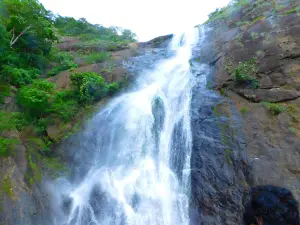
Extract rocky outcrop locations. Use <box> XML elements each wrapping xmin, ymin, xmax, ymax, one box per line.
<box><xmin>190</xmin><ymin>0</ymin><xmax>300</xmax><ymax>223</ymax></box>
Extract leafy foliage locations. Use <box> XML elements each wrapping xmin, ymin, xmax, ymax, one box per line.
<box><xmin>48</xmin><ymin>51</ymin><xmax>78</xmax><ymax>76</ymax></box>
<box><xmin>71</xmin><ymin>72</ymin><xmax>107</xmax><ymax>104</ymax></box>
<box><xmin>0</xmin><ymin>111</ymin><xmax>28</xmax><ymax>132</ymax></box>
<box><xmin>0</xmin><ymin>0</ymin><xmax>57</xmax><ymax>68</ymax></box>
<box><xmin>2</xmin><ymin>66</ymin><xmax>40</xmax><ymax>87</ymax></box>
<box><xmin>51</xmin><ymin>91</ymin><xmax>79</xmax><ymax>121</ymax></box>
<box><xmin>105</xmin><ymin>82</ymin><xmax>120</xmax><ymax>95</ymax></box>
<box><xmin>261</xmin><ymin>102</ymin><xmax>286</xmax><ymax>115</ymax></box>
<box><xmin>17</xmin><ymin>80</ymin><xmax>55</xmax><ymax>118</ymax></box>
<box><xmin>0</xmin><ymin>137</ymin><xmax>19</xmax><ymax>157</ymax></box>
<box><xmin>54</xmin><ymin>16</ymin><xmax>136</xmax><ymax>42</ymax></box>
<box><xmin>232</xmin><ymin>58</ymin><xmax>259</xmax><ymax>89</ymax></box>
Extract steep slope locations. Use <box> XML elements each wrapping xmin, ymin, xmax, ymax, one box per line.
<box><xmin>190</xmin><ymin>0</ymin><xmax>300</xmax><ymax>223</ymax></box>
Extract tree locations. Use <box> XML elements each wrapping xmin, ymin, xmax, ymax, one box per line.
<box><xmin>0</xmin><ymin>0</ymin><xmax>57</xmax><ymax>53</ymax></box>
<box><xmin>121</xmin><ymin>29</ymin><xmax>137</xmax><ymax>41</ymax></box>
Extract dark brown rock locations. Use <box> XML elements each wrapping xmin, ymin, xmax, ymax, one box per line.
<box><xmin>235</xmin><ymin>88</ymin><xmax>300</xmax><ymax>102</ymax></box>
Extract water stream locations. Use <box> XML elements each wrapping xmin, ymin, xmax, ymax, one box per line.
<box><xmin>51</xmin><ymin>27</ymin><xmax>203</xmax><ymax>225</ymax></box>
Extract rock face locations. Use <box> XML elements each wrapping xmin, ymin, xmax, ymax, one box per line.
<box><xmin>190</xmin><ymin>0</ymin><xmax>300</xmax><ymax>224</ymax></box>
<box><xmin>190</xmin><ymin>63</ymin><xmax>249</xmax><ymax>225</ymax></box>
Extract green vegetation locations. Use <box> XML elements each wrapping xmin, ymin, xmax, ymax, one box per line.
<box><xmin>71</xmin><ymin>72</ymin><xmax>119</xmax><ymax>104</ymax></box>
<box><xmin>48</xmin><ymin>51</ymin><xmax>78</xmax><ymax>76</ymax></box>
<box><xmin>17</xmin><ymin>80</ymin><xmax>55</xmax><ymax>118</ymax></box>
<box><xmin>0</xmin><ymin>84</ymin><xmax>11</xmax><ymax>104</ymax></box>
<box><xmin>287</xmin><ymin>105</ymin><xmax>299</xmax><ymax>123</ymax></box>
<box><xmin>261</xmin><ymin>102</ymin><xmax>286</xmax><ymax>115</ymax></box>
<box><xmin>0</xmin><ymin>137</ymin><xmax>19</xmax><ymax>157</ymax></box>
<box><xmin>250</xmin><ymin>32</ymin><xmax>259</xmax><ymax>40</ymax></box>
<box><xmin>84</xmin><ymin>52</ymin><xmax>110</xmax><ymax>64</ymax></box>
<box><xmin>289</xmin><ymin>127</ymin><xmax>296</xmax><ymax>134</ymax></box>
<box><xmin>240</xmin><ymin>106</ymin><xmax>248</xmax><ymax>116</ymax></box>
<box><xmin>231</xmin><ymin>58</ymin><xmax>259</xmax><ymax>89</ymax></box>
<box><xmin>1</xmin><ymin>177</ymin><xmax>14</xmax><ymax>198</ymax></box>
<box><xmin>54</xmin><ymin>17</ymin><xmax>136</xmax><ymax>42</ymax></box>
<box><xmin>206</xmin><ymin>0</ymin><xmax>250</xmax><ymax>23</ymax></box>
<box><xmin>225</xmin><ymin>149</ymin><xmax>233</xmax><ymax>164</ymax></box>
<box><xmin>0</xmin><ymin>0</ymin><xmax>134</xmax><ymax>189</ymax></box>
<box><xmin>283</xmin><ymin>6</ymin><xmax>300</xmax><ymax>15</ymax></box>
<box><xmin>251</xmin><ymin>16</ymin><xmax>264</xmax><ymax>24</ymax></box>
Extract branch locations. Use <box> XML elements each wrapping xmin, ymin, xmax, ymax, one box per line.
<box><xmin>10</xmin><ymin>28</ymin><xmax>15</xmax><ymax>45</ymax></box>
<box><xmin>10</xmin><ymin>25</ymin><xmax>32</xmax><ymax>47</ymax></box>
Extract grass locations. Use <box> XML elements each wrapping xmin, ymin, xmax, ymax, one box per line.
<box><xmin>84</xmin><ymin>52</ymin><xmax>110</xmax><ymax>64</ymax></box>
<box><xmin>287</xmin><ymin>105</ymin><xmax>299</xmax><ymax>123</ymax></box>
<box><xmin>240</xmin><ymin>106</ymin><xmax>248</xmax><ymax>116</ymax></box>
<box><xmin>261</xmin><ymin>102</ymin><xmax>286</xmax><ymax>115</ymax></box>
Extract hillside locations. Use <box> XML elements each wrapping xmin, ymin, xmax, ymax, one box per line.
<box><xmin>0</xmin><ymin>0</ymin><xmax>140</xmax><ymax>220</ymax></box>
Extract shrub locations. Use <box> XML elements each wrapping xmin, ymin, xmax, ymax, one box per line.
<box><xmin>71</xmin><ymin>72</ymin><xmax>106</xmax><ymax>104</ymax></box>
<box><xmin>17</xmin><ymin>80</ymin><xmax>55</xmax><ymax>118</ymax></box>
<box><xmin>105</xmin><ymin>82</ymin><xmax>120</xmax><ymax>95</ymax></box>
<box><xmin>261</xmin><ymin>102</ymin><xmax>286</xmax><ymax>115</ymax></box>
<box><xmin>0</xmin><ymin>112</ymin><xmax>28</xmax><ymax>132</ymax></box>
<box><xmin>232</xmin><ymin>58</ymin><xmax>259</xmax><ymax>89</ymax></box>
<box><xmin>240</xmin><ymin>106</ymin><xmax>248</xmax><ymax>116</ymax></box>
<box><xmin>84</xmin><ymin>52</ymin><xmax>110</xmax><ymax>64</ymax></box>
<box><xmin>0</xmin><ymin>137</ymin><xmax>19</xmax><ymax>157</ymax></box>
<box><xmin>32</xmin><ymin>80</ymin><xmax>55</xmax><ymax>92</ymax></box>
<box><xmin>48</xmin><ymin>52</ymin><xmax>78</xmax><ymax>76</ymax></box>
<box><xmin>2</xmin><ymin>66</ymin><xmax>40</xmax><ymax>87</ymax></box>
<box><xmin>51</xmin><ymin>96</ymin><xmax>79</xmax><ymax>121</ymax></box>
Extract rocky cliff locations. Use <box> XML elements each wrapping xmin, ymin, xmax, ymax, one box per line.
<box><xmin>190</xmin><ymin>0</ymin><xmax>300</xmax><ymax>224</ymax></box>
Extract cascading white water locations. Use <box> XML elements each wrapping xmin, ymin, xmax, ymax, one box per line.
<box><xmin>52</xmin><ymin>27</ymin><xmax>204</xmax><ymax>225</ymax></box>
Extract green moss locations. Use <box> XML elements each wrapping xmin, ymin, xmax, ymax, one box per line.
<box><xmin>1</xmin><ymin>177</ymin><xmax>13</xmax><ymax>198</ymax></box>
<box><xmin>42</xmin><ymin>157</ymin><xmax>67</xmax><ymax>178</ymax></box>
<box><xmin>225</xmin><ymin>149</ymin><xmax>233</xmax><ymax>164</ymax></box>
<box><xmin>27</xmin><ymin>150</ymin><xmax>42</xmax><ymax>186</ymax></box>
<box><xmin>261</xmin><ymin>102</ymin><xmax>286</xmax><ymax>115</ymax></box>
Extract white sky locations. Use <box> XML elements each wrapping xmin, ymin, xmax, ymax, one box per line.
<box><xmin>40</xmin><ymin>0</ymin><xmax>231</xmax><ymax>41</ymax></box>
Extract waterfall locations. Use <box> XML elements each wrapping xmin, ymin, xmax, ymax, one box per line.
<box><xmin>50</xmin><ymin>27</ymin><xmax>204</xmax><ymax>225</ymax></box>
